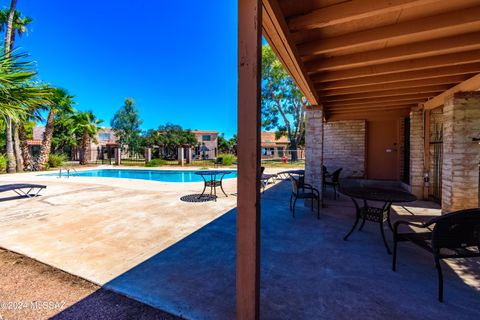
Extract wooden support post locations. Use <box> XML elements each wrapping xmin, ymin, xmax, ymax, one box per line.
<box><xmin>423</xmin><ymin>109</ymin><xmax>431</xmax><ymax>200</ymax></box>
<box><xmin>237</xmin><ymin>0</ymin><xmax>261</xmax><ymax>319</ymax></box>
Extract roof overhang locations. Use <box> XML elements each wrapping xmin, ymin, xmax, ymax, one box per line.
<box><xmin>262</xmin><ymin>0</ymin><xmax>480</xmax><ymax>121</ymax></box>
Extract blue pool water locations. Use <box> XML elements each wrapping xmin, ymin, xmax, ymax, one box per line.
<box><xmin>40</xmin><ymin>169</ymin><xmax>237</xmax><ymax>183</ymax></box>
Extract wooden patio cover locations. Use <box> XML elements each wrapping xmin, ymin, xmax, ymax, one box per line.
<box><xmin>262</xmin><ymin>0</ymin><xmax>480</xmax><ymax>120</ymax></box>
<box><xmin>237</xmin><ymin>1</ymin><xmax>480</xmax><ymax>319</ymax></box>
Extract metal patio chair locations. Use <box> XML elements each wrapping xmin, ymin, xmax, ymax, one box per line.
<box><xmin>392</xmin><ymin>208</ymin><xmax>480</xmax><ymax>302</ymax></box>
<box><xmin>289</xmin><ymin>175</ymin><xmax>320</xmax><ymax>219</ymax></box>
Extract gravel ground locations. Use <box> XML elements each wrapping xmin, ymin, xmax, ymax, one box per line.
<box><xmin>0</xmin><ymin>249</ymin><xmax>180</xmax><ymax>320</ymax></box>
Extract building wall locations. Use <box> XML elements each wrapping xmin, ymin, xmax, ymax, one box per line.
<box><xmin>305</xmin><ymin>106</ymin><xmax>324</xmax><ymax>196</ymax></box>
<box><xmin>409</xmin><ymin>109</ymin><xmax>424</xmax><ymax>198</ymax></box>
<box><xmin>442</xmin><ymin>92</ymin><xmax>480</xmax><ymax>212</ymax></box>
<box><xmin>323</xmin><ymin>120</ymin><xmax>366</xmax><ymax>178</ymax></box>
<box><xmin>193</xmin><ymin>131</ymin><xmax>218</xmax><ymax>159</ymax></box>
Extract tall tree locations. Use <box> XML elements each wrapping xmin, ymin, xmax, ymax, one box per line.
<box><xmin>35</xmin><ymin>87</ymin><xmax>75</xmax><ymax>170</ymax></box>
<box><xmin>0</xmin><ymin>51</ymin><xmax>51</xmax><ymax>171</ymax></box>
<box><xmin>2</xmin><ymin>0</ymin><xmax>18</xmax><ymax>172</ymax></box>
<box><xmin>261</xmin><ymin>45</ymin><xmax>307</xmax><ymax>161</ymax></box>
<box><xmin>71</xmin><ymin>111</ymin><xmax>102</xmax><ymax>165</ymax></box>
<box><xmin>156</xmin><ymin>123</ymin><xmax>197</xmax><ymax>159</ymax></box>
<box><xmin>0</xmin><ymin>3</ymin><xmax>34</xmax><ymax>171</ymax></box>
<box><xmin>110</xmin><ymin>98</ymin><xmax>143</xmax><ymax>156</ymax></box>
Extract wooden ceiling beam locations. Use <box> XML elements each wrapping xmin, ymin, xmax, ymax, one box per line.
<box><xmin>322</xmin><ymin>93</ymin><xmax>434</xmax><ymax>105</ymax></box>
<box><xmin>318</xmin><ymin>75</ymin><xmax>468</xmax><ymax>96</ymax></box>
<box><xmin>305</xmin><ymin>32</ymin><xmax>480</xmax><ymax>72</ymax></box>
<box><xmin>422</xmin><ymin>73</ymin><xmax>480</xmax><ymax>109</ymax></box>
<box><xmin>326</xmin><ymin>109</ymin><xmax>411</xmax><ymax>121</ymax></box>
<box><xmin>326</xmin><ymin>99</ymin><xmax>424</xmax><ymax>109</ymax></box>
<box><xmin>262</xmin><ymin>0</ymin><xmax>320</xmax><ymax>105</ymax></box>
<box><xmin>317</xmin><ymin>63</ymin><xmax>480</xmax><ymax>89</ymax></box>
<box><xmin>328</xmin><ymin>105</ymin><xmax>414</xmax><ymax>114</ymax></box>
<box><xmin>287</xmin><ymin>0</ymin><xmax>438</xmax><ymax>31</ymax></box>
<box><xmin>311</xmin><ymin>50</ymin><xmax>480</xmax><ymax>82</ymax></box>
<box><xmin>321</xmin><ymin>85</ymin><xmax>449</xmax><ymax>102</ymax></box>
<box><xmin>299</xmin><ymin>6</ymin><xmax>480</xmax><ymax>56</ymax></box>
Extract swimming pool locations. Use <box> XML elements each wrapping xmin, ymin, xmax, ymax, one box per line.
<box><xmin>40</xmin><ymin>169</ymin><xmax>237</xmax><ymax>183</ymax></box>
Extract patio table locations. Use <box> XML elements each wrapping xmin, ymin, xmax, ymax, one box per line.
<box><xmin>340</xmin><ymin>187</ymin><xmax>416</xmax><ymax>254</ymax></box>
<box><xmin>194</xmin><ymin>170</ymin><xmax>232</xmax><ymax>200</ymax></box>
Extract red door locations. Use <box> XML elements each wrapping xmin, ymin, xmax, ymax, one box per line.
<box><xmin>367</xmin><ymin>120</ymin><xmax>400</xmax><ymax>180</ymax></box>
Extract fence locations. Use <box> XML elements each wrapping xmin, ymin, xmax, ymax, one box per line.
<box><xmin>261</xmin><ymin>149</ymin><xmax>305</xmax><ymax>160</ymax></box>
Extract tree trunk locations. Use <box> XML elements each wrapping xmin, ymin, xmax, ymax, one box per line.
<box><xmin>80</xmin><ymin>129</ymin><xmax>89</xmax><ymax>165</ymax></box>
<box><xmin>4</xmin><ymin>0</ymin><xmax>17</xmax><ymax>56</ymax></box>
<box><xmin>18</xmin><ymin>122</ymin><xmax>33</xmax><ymax>170</ymax></box>
<box><xmin>13</xmin><ymin>122</ymin><xmax>23</xmax><ymax>171</ymax></box>
<box><xmin>35</xmin><ymin>109</ymin><xmax>55</xmax><ymax>170</ymax></box>
<box><xmin>3</xmin><ymin>0</ymin><xmax>18</xmax><ymax>173</ymax></box>
<box><xmin>5</xmin><ymin>117</ymin><xmax>16</xmax><ymax>173</ymax></box>
<box><xmin>290</xmin><ymin>138</ymin><xmax>298</xmax><ymax>162</ymax></box>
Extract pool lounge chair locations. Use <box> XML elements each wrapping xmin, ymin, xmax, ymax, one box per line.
<box><xmin>260</xmin><ymin>167</ymin><xmax>277</xmax><ymax>191</ymax></box>
<box><xmin>0</xmin><ymin>184</ymin><xmax>46</xmax><ymax>198</ymax></box>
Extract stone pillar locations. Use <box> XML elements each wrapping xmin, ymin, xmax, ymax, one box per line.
<box><xmin>114</xmin><ymin>148</ymin><xmax>121</xmax><ymax>165</ymax></box>
<box><xmin>185</xmin><ymin>147</ymin><xmax>193</xmax><ymax>164</ymax></box>
<box><xmin>409</xmin><ymin>108</ymin><xmax>425</xmax><ymax>199</ymax></box>
<box><xmin>442</xmin><ymin>92</ymin><xmax>480</xmax><ymax>212</ymax></box>
<box><xmin>144</xmin><ymin>148</ymin><xmax>152</xmax><ymax>163</ymax></box>
<box><xmin>178</xmin><ymin>147</ymin><xmax>184</xmax><ymax>166</ymax></box>
<box><xmin>305</xmin><ymin>105</ymin><xmax>324</xmax><ymax>206</ymax></box>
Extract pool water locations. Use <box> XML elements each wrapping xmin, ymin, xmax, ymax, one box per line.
<box><xmin>40</xmin><ymin>169</ymin><xmax>237</xmax><ymax>183</ymax></box>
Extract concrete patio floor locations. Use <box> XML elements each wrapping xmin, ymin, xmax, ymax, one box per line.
<box><xmin>0</xmin><ymin>167</ymin><xmax>238</xmax><ymax>284</ymax></box>
<box><xmin>0</xmin><ymin>168</ymin><xmax>479</xmax><ymax>319</ymax></box>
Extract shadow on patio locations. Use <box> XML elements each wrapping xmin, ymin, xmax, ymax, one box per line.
<box><xmin>53</xmin><ymin>181</ymin><xmax>480</xmax><ymax>320</ymax></box>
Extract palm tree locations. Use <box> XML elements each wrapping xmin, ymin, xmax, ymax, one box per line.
<box><xmin>0</xmin><ymin>51</ymin><xmax>52</xmax><ymax>172</ymax></box>
<box><xmin>71</xmin><ymin>111</ymin><xmax>103</xmax><ymax>165</ymax></box>
<box><xmin>0</xmin><ymin>8</ymin><xmax>32</xmax><ymax>52</ymax></box>
<box><xmin>34</xmin><ymin>87</ymin><xmax>75</xmax><ymax>170</ymax></box>
<box><xmin>0</xmin><ymin>3</ymin><xmax>34</xmax><ymax>171</ymax></box>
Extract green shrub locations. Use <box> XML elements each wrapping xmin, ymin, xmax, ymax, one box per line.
<box><xmin>0</xmin><ymin>154</ymin><xmax>7</xmax><ymax>173</ymax></box>
<box><xmin>48</xmin><ymin>154</ymin><xmax>67</xmax><ymax>168</ymax></box>
<box><xmin>219</xmin><ymin>154</ymin><xmax>237</xmax><ymax>166</ymax></box>
<box><xmin>145</xmin><ymin>159</ymin><xmax>167</xmax><ymax>167</ymax></box>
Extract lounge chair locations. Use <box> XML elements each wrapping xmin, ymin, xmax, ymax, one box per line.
<box><xmin>0</xmin><ymin>184</ymin><xmax>46</xmax><ymax>198</ymax></box>
<box><xmin>392</xmin><ymin>208</ymin><xmax>480</xmax><ymax>302</ymax></box>
<box><xmin>288</xmin><ymin>175</ymin><xmax>320</xmax><ymax>219</ymax></box>
<box><xmin>260</xmin><ymin>166</ymin><xmax>277</xmax><ymax>191</ymax></box>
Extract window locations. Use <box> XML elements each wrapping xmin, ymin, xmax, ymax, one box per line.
<box><xmin>98</xmin><ymin>132</ymin><xmax>111</xmax><ymax>141</ymax></box>
<box><xmin>202</xmin><ymin>135</ymin><xmax>211</xmax><ymax>141</ymax></box>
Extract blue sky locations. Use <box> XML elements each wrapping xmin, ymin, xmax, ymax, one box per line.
<box><xmin>11</xmin><ymin>1</ymin><xmax>238</xmax><ymax>138</ymax></box>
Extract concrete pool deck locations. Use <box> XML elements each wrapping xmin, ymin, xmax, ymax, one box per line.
<box><xmin>0</xmin><ymin>167</ymin><xmax>479</xmax><ymax>319</ymax></box>
<box><xmin>0</xmin><ymin>166</ymin><xmax>239</xmax><ymax>285</ymax></box>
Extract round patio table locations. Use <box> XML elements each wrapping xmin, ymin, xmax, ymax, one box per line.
<box><xmin>340</xmin><ymin>187</ymin><xmax>417</xmax><ymax>254</ymax></box>
<box><xmin>194</xmin><ymin>170</ymin><xmax>233</xmax><ymax>200</ymax></box>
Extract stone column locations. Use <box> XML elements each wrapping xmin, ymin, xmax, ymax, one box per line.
<box><xmin>409</xmin><ymin>108</ymin><xmax>425</xmax><ymax>199</ymax></box>
<box><xmin>144</xmin><ymin>148</ymin><xmax>152</xmax><ymax>163</ymax></box>
<box><xmin>442</xmin><ymin>92</ymin><xmax>480</xmax><ymax>212</ymax></box>
<box><xmin>305</xmin><ymin>105</ymin><xmax>324</xmax><ymax>206</ymax></box>
<box><xmin>178</xmin><ymin>147</ymin><xmax>184</xmax><ymax>166</ymax></box>
<box><xmin>114</xmin><ymin>148</ymin><xmax>121</xmax><ymax>165</ymax></box>
<box><xmin>185</xmin><ymin>147</ymin><xmax>193</xmax><ymax>164</ymax></box>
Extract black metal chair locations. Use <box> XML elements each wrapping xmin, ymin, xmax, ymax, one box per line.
<box><xmin>214</xmin><ymin>157</ymin><xmax>223</xmax><ymax>167</ymax></box>
<box><xmin>392</xmin><ymin>208</ymin><xmax>480</xmax><ymax>302</ymax></box>
<box><xmin>323</xmin><ymin>168</ymin><xmax>342</xmax><ymax>199</ymax></box>
<box><xmin>288</xmin><ymin>175</ymin><xmax>320</xmax><ymax>219</ymax></box>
